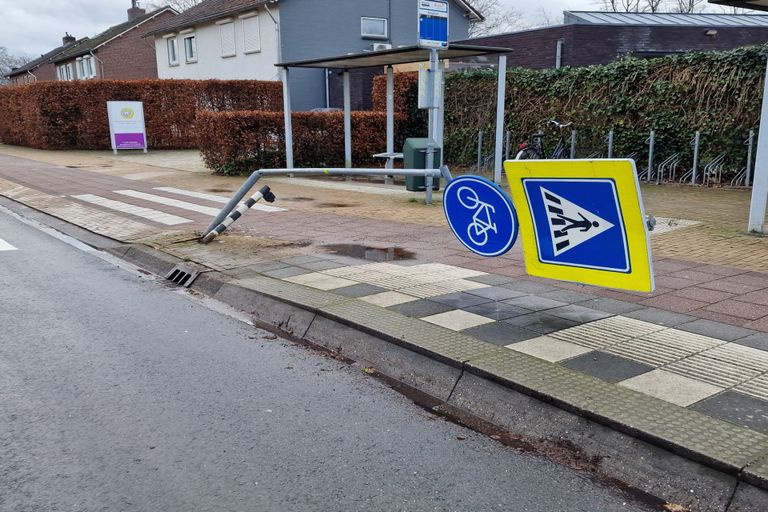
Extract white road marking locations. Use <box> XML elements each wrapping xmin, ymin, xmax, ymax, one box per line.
<box><xmin>154</xmin><ymin>187</ymin><xmax>230</xmax><ymax>203</ymax></box>
<box><xmin>0</xmin><ymin>237</ymin><xmax>17</xmax><ymax>251</ymax></box>
<box><xmin>115</xmin><ymin>190</ymin><xmax>221</xmax><ymax>216</ymax></box>
<box><xmin>72</xmin><ymin>194</ymin><xmax>191</xmax><ymax>226</ymax></box>
<box><xmin>153</xmin><ymin>187</ymin><xmax>286</xmax><ymax>212</ymax></box>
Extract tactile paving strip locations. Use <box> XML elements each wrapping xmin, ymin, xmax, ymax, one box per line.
<box><xmin>699</xmin><ymin>344</ymin><xmax>768</xmax><ymax>373</ymax></box>
<box><xmin>467</xmin><ymin>349</ymin><xmax>768</xmax><ymax>470</ymax></box>
<box><xmin>607</xmin><ymin>329</ymin><xmax>725</xmax><ymax>367</ymax></box>
<box><xmin>320</xmin><ymin>299</ymin><xmax>500</xmax><ymax>363</ymax></box>
<box><xmin>548</xmin><ymin>323</ymin><xmax>632</xmax><ymax>350</ymax></box>
<box><xmin>589</xmin><ymin>316</ymin><xmax>667</xmax><ymax>338</ymax></box>
<box><xmin>737</xmin><ymin>374</ymin><xmax>768</xmax><ymax>401</ymax></box>
<box><xmin>664</xmin><ymin>355</ymin><xmax>761</xmax><ymax>388</ymax></box>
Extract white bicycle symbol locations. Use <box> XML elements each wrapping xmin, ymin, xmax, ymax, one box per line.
<box><xmin>457</xmin><ymin>186</ymin><xmax>497</xmax><ymax>247</ymax></box>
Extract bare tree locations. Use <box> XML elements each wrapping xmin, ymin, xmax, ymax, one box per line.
<box><xmin>146</xmin><ymin>0</ymin><xmax>203</xmax><ymax>11</ymax></box>
<box><xmin>469</xmin><ymin>0</ymin><xmax>528</xmax><ymax>37</ymax></box>
<box><xmin>599</xmin><ymin>0</ymin><xmax>665</xmax><ymax>12</ymax></box>
<box><xmin>0</xmin><ymin>47</ymin><xmax>32</xmax><ymax>84</ymax></box>
<box><xmin>672</xmin><ymin>0</ymin><xmax>707</xmax><ymax>13</ymax></box>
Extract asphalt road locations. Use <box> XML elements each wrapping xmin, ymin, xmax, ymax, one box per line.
<box><xmin>0</xmin><ymin>207</ymin><xmax>656</xmax><ymax>512</ymax></box>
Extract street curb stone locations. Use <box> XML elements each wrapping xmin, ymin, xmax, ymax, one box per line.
<box><xmin>78</xmin><ymin>242</ymin><xmax>768</xmax><ymax>510</ymax></box>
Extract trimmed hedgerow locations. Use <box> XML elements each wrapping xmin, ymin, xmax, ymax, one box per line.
<box><xmin>0</xmin><ymin>79</ymin><xmax>283</xmax><ymax>150</ymax></box>
<box><xmin>196</xmin><ymin>110</ymin><xmax>407</xmax><ymax>175</ymax></box>
<box><xmin>372</xmin><ymin>45</ymin><xmax>766</xmax><ymax>171</ymax></box>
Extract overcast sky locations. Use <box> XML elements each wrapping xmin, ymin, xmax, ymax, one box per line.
<box><xmin>0</xmin><ymin>0</ymin><xmax>728</xmax><ymax>57</ymax></box>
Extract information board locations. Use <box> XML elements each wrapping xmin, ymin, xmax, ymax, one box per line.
<box><xmin>107</xmin><ymin>101</ymin><xmax>147</xmax><ymax>153</ymax></box>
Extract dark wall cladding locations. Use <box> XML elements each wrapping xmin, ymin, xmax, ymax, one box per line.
<box><xmin>460</xmin><ymin>25</ymin><xmax>768</xmax><ymax>69</ymax></box>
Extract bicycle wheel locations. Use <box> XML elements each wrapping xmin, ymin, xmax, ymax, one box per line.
<box><xmin>467</xmin><ymin>222</ymin><xmax>489</xmax><ymax>247</ymax></box>
<box><xmin>515</xmin><ymin>147</ymin><xmax>543</xmax><ymax>160</ymax></box>
<box><xmin>457</xmin><ymin>186</ymin><xmax>480</xmax><ymax>210</ymax></box>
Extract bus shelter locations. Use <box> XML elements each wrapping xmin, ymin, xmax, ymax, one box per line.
<box><xmin>275</xmin><ymin>44</ymin><xmax>511</xmax><ymax>183</ymax></box>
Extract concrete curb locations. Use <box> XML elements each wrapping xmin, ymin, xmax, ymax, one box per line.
<box><xmin>98</xmin><ymin>240</ymin><xmax>768</xmax><ymax>512</ymax></box>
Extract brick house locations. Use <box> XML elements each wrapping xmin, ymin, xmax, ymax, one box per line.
<box><xmin>146</xmin><ymin>0</ymin><xmax>480</xmax><ymax>110</ymax></box>
<box><xmin>50</xmin><ymin>3</ymin><xmax>177</xmax><ymax>81</ymax></box>
<box><xmin>457</xmin><ymin>11</ymin><xmax>768</xmax><ymax>70</ymax></box>
<box><xmin>5</xmin><ymin>34</ymin><xmax>83</xmax><ymax>85</ymax></box>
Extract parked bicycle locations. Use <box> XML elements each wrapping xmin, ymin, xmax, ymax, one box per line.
<box><xmin>515</xmin><ymin>120</ymin><xmax>573</xmax><ymax>160</ymax></box>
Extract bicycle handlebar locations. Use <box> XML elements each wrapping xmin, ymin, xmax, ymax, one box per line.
<box><xmin>547</xmin><ymin>120</ymin><xmax>573</xmax><ymax>129</ymax></box>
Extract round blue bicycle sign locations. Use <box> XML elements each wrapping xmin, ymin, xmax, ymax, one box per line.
<box><xmin>443</xmin><ymin>175</ymin><xmax>519</xmax><ymax>257</ymax></box>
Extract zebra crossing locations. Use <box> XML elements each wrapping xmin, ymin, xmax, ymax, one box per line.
<box><xmin>70</xmin><ymin>187</ymin><xmax>285</xmax><ymax>226</ymax></box>
<box><xmin>0</xmin><ymin>237</ymin><xmax>17</xmax><ymax>251</ymax></box>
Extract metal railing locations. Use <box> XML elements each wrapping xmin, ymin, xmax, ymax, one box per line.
<box><xmin>203</xmin><ymin>166</ymin><xmax>453</xmax><ymax>238</ymax></box>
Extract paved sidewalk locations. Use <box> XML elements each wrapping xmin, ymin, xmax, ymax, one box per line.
<box><xmin>1</xmin><ymin>148</ymin><xmax>768</xmax><ymax>448</ymax></box>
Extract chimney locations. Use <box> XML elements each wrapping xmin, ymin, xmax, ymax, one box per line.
<box><xmin>127</xmin><ymin>0</ymin><xmax>146</xmax><ymax>21</ymax></box>
<box><xmin>62</xmin><ymin>33</ymin><xmax>76</xmax><ymax>46</ymax></box>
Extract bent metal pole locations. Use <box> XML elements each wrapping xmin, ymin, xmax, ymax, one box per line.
<box><xmin>202</xmin><ymin>186</ymin><xmax>276</xmax><ymax>244</ymax></box>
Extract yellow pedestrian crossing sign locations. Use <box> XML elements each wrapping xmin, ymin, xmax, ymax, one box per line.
<box><xmin>504</xmin><ymin>159</ymin><xmax>654</xmax><ymax>292</ymax></box>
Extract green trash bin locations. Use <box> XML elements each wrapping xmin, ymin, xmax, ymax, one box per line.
<box><xmin>403</xmin><ymin>138</ymin><xmax>441</xmax><ymax>192</ymax></box>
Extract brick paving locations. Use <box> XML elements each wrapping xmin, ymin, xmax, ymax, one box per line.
<box><xmin>4</xmin><ymin>146</ymin><xmax>768</xmax><ymax>438</ymax></box>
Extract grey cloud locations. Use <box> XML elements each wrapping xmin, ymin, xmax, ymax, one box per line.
<box><xmin>0</xmin><ymin>0</ymin><xmax>141</xmax><ymax>57</ymax></box>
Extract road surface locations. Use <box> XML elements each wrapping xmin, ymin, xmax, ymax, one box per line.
<box><xmin>0</xmin><ymin>207</ymin><xmax>655</xmax><ymax>511</ymax></box>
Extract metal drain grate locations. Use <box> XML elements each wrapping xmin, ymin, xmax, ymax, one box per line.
<box><xmin>165</xmin><ymin>265</ymin><xmax>202</xmax><ymax>288</ymax></box>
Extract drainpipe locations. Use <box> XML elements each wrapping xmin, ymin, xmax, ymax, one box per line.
<box><xmin>555</xmin><ymin>39</ymin><xmax>564</xmax><ymax>69</ymax></box>
<box><xmin>263</xmin><ymin>4</ymin><xmax>286</xmax><ymax>95</ymax></box>
<box><xmin>325</xmin><ymin>70</ymin><xmax>331</xmax><ymax>108</ymax></box>
<box><xmin>26</xmin><ymin>70</ymin><xmax>37</xmax><ymax>83</ymax></box>
<box><xmin>90</xmin><ymin>50</ymin><xmax>104</xmax><ymax>79</ymax></box>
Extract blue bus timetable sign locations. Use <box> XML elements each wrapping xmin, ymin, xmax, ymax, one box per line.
<box><xmin>418</xmin><ymin>0</ymin><xmax>449</xmax><ymax>49</ymax></box>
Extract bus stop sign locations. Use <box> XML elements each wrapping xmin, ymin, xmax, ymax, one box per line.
<box><xmin>418</xmin><ymin>1</ymin><xmax>449</xmax><ymax>49</ymax></box>
<box><xmin>443</xmin><ymin>176</ymin><xmax>519</xmax><ymax>257</ymax></box>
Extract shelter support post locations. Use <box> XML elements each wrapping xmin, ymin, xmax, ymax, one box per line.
<box><xmin>386</xmin><ymin>65</ymin><xmax>394</xmax><ymax>156</ymax></box>
<box><xmin>437</xmin><ymin>58</ymin><xmax>446</xmax><ymax>165</ymax></box>
<box><xmin>749</xmin><ymin>59</ymin><xmax>768</xmax><ymax>232</ymax></box>
<box><xmin>494</xmin><ymin>55</ymin><xmax>507</xmax><ymax>184</ymax></box>
<box><xmin>343</xmin><ymin>70</ymin><xmax>352</xmax><ymax>168</ymax></box>
<box><xmin>281</xmin><ymin>67</ymin><xmax>294</xmax><ymax>169</ymax></box>
<box><xmin>385</xmin><ymin>65</ymin><xmax>394</xmax><ymax>184</ymax></box>
<box><xmin>425</xmin><ymin>49</ymin><xmax>438</xmax><ymax>179</ymax></box>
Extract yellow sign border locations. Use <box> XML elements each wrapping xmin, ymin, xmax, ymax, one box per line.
<box><xmin>504</xmin><ymin>159</ymin><xmax>654</xmax><ymax>292</ymax></box>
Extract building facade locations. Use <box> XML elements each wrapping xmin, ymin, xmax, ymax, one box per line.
<box><xmin>148</xmin><ymin>0</ymin><xmax>479</xmax><ymax>110</ymax></box>
<box><xmin>461</xmin><ymin>11</ymin><xmax>768</xmax><ymax>70</ymax></box>
<box><xmin>52</xmin><ymin>5</ymin><xmax>177</xmax><ymax>82</ymax></box>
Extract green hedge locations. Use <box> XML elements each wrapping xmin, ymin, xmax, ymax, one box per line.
<box><xmin>386</xmin><ymin>45</ymin><xmax>766</xmax><ymax>172</ymax></box>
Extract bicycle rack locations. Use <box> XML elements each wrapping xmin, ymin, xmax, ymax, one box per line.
<box><xmin>586</xmin><ymin>151</ymin><xmax>603</xmax><ymax>158</ymax></box>
<box><xmin>657</xmin><ymin>153</ymin><xmax>681</xmax><ymax>183</ymax></box>
<box><xmin>678</xmin><ymin>168</ymin><xmax>694</xmax><ymax>183</ymax></box>
<box><xmin>703</xmin><ymin>152</ymin><xmax>728</xmax><ymax>186</ymax></box>
<box><xmin>731</xmin><ymin>167</ymin><xmax>748</xmax><ymax>187</ymax></box>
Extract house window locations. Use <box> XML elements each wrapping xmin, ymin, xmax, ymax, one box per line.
<box><xmin>76</xmin><ymin>56</ymin><xmax>95</xmax><ymax>79</ymax></box>
<box><xmin>242</xmin><ymin>15</ymin><xmax>261</xmax><ymax>54</ymax></box>
<box><xmin>83</xmin><ymin>56</ymin><xmax>95</xmax><ymax>78</ymax></box>
<box><xmin>184</xmin><ymin>34</ymin><xmax>197</xmax><ymax>63</ymax></box>
<box><xmin>167</xmin><ymin>37</ymin><xmax>179</xmax><ymax>65</ymax></box>
<box><xmin>361</xmin><ymin>17</ymin><xmax>387</xmax><ymax>39</ymax></box>
<box><xmin>57</xmin><ymin>64</ymin><xmax>73</xmax><ymax>81</ymax></box>
<box><xmin>220</xmin><ymin>21</ymin><xmax>236</xmax><ymax>57</ymax></box>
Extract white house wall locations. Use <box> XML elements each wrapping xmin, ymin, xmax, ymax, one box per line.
<box><xmin>155</xmin><ymin>6</ymin><xmax>280</xmax><ymax>81</ymax></box>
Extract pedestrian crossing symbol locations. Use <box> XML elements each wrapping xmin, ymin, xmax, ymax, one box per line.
<box><xmin>504</xmin><ymin>160</ymin><xmax>654</xmax><ymax>292</ymax></box>
<box><xmin>541</xmin><ymin>187</ymin><xmax>615</xmax><ymax>257</ymax></box>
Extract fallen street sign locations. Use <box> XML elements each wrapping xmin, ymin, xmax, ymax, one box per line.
<box><xmin>443</xmin><ymin>175</ymin><xmax>519</xmax><ymax>257</ymax></box>
<box><xmin>504</xmin><ymin>159</ymin><xmax>654</xmax><ymax>292</ymax></box>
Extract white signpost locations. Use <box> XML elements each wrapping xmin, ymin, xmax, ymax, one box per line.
<box><xmin>107</xmin><ymin>101</ymin><xmax>147</xmax><ymax>154</ymax></box>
